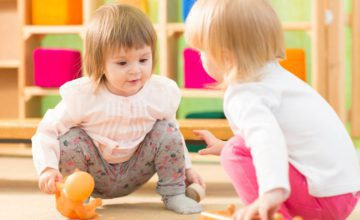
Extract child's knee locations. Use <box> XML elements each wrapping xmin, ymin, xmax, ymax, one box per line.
<box><xmin>59</xmin><ymin>127</ymin><xmax>95</xmax><ymax>169</ymax></box>
<box><xmin>152</xmin><ymin>120</ymin><xmax>183</xmax><ymax>143</ymax></box>
<box><xmin>59</xmin><ymin>127</ymin><xmax>93</xmax><ymax>148</ymax></box>
<box><xmin>220</xmin><ymin>136</ymin><xmax>249</xmax><ymax>166</ymax></box>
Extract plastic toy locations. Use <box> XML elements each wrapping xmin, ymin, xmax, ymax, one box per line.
<box><xmin>199</xmin><ymin>204</ymin><xmax>303</xmax><ymax>220</ymax></box>
<box><xmin>186</xmin><ymin>183</ymin><xmax>206</xmax><ymax>202</ymax></box>
<box><xmin>200</xmin><ymin>204</ymin><xmax>235</xmax><ymax>220</ymax></box>
<box><xmin>55</xmin><ymin>170</ymin><xmax>102</xmax><ymax>219</ymax></box>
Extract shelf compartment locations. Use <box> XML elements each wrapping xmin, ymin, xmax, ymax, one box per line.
<box><xmin>0</xmin><ymin>69</ymin><xmax>19</xmax><ymax>118</ymax></box>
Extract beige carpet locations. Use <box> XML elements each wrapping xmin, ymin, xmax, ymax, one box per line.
<box><xmin>0</xmin><ymin>156</ymin><xmax>360</xmax><ymax>219</ymax></box>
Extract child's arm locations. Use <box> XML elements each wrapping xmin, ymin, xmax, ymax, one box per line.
<box><xmin>185</xmin><ymin>168</ymin><xmax>206</xmax><ymax>188</ymax></box>
<box><xmin>193</xmin><ymin>130</ymin><xmax>226</xmax><ymax>156</ymax></box>
<box><xmin>233</xmin><ymin>188</ymin><xmax>287</xmax><ymax>220</ymax></box>
<box><xmin>32</xmin><ymin>100</ymin><xmax>78</xmax><ymax>176</ymax></box>
<box><xmin>32</xmin><ymin>81</ymin><xmax>84</xmax><ymax>176</ymax></box>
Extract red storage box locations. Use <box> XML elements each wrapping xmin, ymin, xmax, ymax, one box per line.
<box><xmin>33</xmin><ymin>48</ymin><xmax>82</xmax><ymax>88</ymax></box>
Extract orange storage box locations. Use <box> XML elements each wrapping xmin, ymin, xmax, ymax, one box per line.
<box><xmin>32</xmin><ymin>0</ymin><xmax>82</xmax><ymax>25</ymax></box>
<box><xmin>280</xmin><ymin>49</ymin><xmax>306</xmax><ymax>82</ymax></box>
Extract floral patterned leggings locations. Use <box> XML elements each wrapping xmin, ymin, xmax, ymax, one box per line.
<box><xmin>58</xmin><ymin>120</ymin><xmax>186</xmax><ymax>199</ymax></box>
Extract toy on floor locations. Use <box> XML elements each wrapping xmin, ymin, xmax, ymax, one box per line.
<box><xmin>55</xmin><ymin>170</ymin><xmax>102</xmax><ymax>219</ymax></box>
<box><xmin>186</xmin><ymin>183</ymin><xmax>206</xmax><ymax>202</ymax></box>
<box><xmin>200</xmin><ymin>204</ymin><xmax>235</xmax><ymax>220</ymax></box>
<box><xmin>199</xmin><ymin>204</ymin><xmax>303</xmax><ymax>220</ymax></box>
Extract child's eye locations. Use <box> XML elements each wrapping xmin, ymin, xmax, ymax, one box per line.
<box><xmin>140</xmin><ymin>59</ymin><xmax>148</xmax><ymax>63</ymax></box>
<box><xmin>117</xmin><ymin>61</ymin><xmax>127</xmax><ymax>66</ymax></box>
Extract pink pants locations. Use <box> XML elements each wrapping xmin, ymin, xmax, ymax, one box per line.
<box><xmin>220</xmin><ymin>136</ymin><xmax>359</xmax><ymax>220</ymax></box>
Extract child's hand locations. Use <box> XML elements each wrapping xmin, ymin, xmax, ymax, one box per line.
<box><xmin>233</xmin><ymin>188</ymin><xmax>287</xmax><ymax>220</ymax></box>
<box><xmin>38</xmin><ymin>167</ymin><xmax>63</xmax><ymax>194</ymax></box>
<box><xmin>185</xmin><ymin>168</ymin><xmax>206</xmax><ymax>189</ymax></box>
<box><xmin>193</xmin><ymin>130</ymin><xmax>227</xmax><ymax>156</ymax></box>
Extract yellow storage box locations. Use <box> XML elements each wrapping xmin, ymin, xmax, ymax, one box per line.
<box><xmin>32</xmin><ymin>0</ymin><xmax>82</xmax><ymax>25</ymax></box>
<box><xmin>117</xmin><ymin>0</ymin><xmax>148</xmax><ymax>14</ymax></box>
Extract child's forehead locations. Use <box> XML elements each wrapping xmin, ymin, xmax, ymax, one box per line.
<box><xmin>108</xmin><ymin>45</ymin><xmax>152</xmax><ymax>57</ymax></box>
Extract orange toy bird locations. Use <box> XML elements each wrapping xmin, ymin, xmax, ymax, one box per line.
<box><xmin>55</xmin><ymin>170</ymin><xmax>102</xmax><ymax>219</ymax></box>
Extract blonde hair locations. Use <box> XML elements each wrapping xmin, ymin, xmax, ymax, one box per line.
<box><xmin>84</xmin><ymin>3</ymin><xmax>157</xmax><ymax>87</ymax></box>
<box><xmin>185</xmin><ymin>0</ymin><xmax>285</xmax><ymax>86</ymax></box>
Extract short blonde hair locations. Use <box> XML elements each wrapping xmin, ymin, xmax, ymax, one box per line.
<box><xmin>185</xmin><ymin>0</ymin><xmax>285</xmax><ymax>85</ymax></box>
<box><xmin>84</xmin><ymin>3</ymin><xmax>157</xmax><ymax>87</ymax></box>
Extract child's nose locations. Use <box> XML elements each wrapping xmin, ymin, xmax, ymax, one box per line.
<box><xmin>129</xmin><ymin>63</ymin><xmax>141</xmax><ymax>75</ymax></box>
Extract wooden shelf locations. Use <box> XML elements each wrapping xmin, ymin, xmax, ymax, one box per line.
<box><xmin>23</xmin><ymin>24</ymin><xmax>162</xmax><ymax>39</ymax></box>
<box><xmin>181</xmin><ymin>88</ymin><xmax>224</xmax><ymax>98</ymax></box>
<box><xmin>24</xmin><ymin>86</ymin><xmax>59</xmax><ymax>101</ymax></box>
<box><xmin>23</xmin><ymin>25</ymin><xmax>84</xmax><ymax>38</ymax></box>
<box><xmin>23</xmin><ymin>87</ymin><xmax>222</xmax><ymax>100</ymax></box>
<box><xmin>167</xmin><ymin>21</ymin><xmax>313</xmax><ymax>36</ymax></box>
<box><xmin>0</xmin><ymin>60</ymin><xmax>19</xmax><ymax>68</ymax></box>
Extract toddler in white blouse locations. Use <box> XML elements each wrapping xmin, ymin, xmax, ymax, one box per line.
<box><xmin>32</xmin><ymin>3</ymin><xmax>203</xmax><ymax>214</ymax></box>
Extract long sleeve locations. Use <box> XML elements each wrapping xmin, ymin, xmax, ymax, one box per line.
<box><xmin>32</xmin><ymin>85</ymin><xmax>82</xmax><ymax>176</ymax></box>
<box><xmin>31</xmin><ymin>101</ymin><xmax>80</xmax><ymax>175</ymax></box>
<box><xmin>225</xmin><ymin>85</ymin><xmax>290</xmax><ymax>197</ymax></box>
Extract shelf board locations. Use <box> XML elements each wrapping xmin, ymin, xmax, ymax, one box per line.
<box><xmin>181</xmin><ymin>88</ymin><xmax>224</xmax><ymax>98</ymax></box>
<box><xmin>282</xmin><ymin>21</ymin><xmax>312</xmax><ymax>31</ymax></box>
<box><xmin>167</xmin><ymin>21</ymin><xmax>312</xmax><ymax>36</ymax></box>
<box><xmin>0</xmin><ymin>60</ymin><xmax>19</xmax><ymax>68</ymax></box>
<box><xmin>167</xmin><ymin>23</ymin><xmax>185</xmax><ymax>35</ymax></box>
<box><xmin>24</xmin><ymin>86</ymin><xmax>59</xmax><ymax>101</ymax></box>
<box><xmin>23</xmin><ymin>25</ymin><xmax>84</xmax><ymax>38</ymax></box>
<box><xmin>22</xmin><ymin>24</ymin><xmax>163</xmax><ymax>39</ymax></box>
<box><xmin>24</xmin><ymin>87</ymin><xmax>223</xmax><ymax>99</ymax></box>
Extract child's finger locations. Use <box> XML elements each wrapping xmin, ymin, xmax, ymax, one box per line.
<box><xmin>39</xmin><ymin>180</ymin><xmax>45</xmax><ymax>193</ymax></box>
<box><xmin>193</xmin><ymin>130</ymin><xmax>213</xmax><ymax>139</ymax></box>
<box><xmin>198</xmin><ymin>147</ymin><xmax>219</xmax><ymax>155</ymax></box>
<box><xmin>198</xmin><ymin>177</ymin><xmax>206</xmax><ymax>189</ymax></box>
<box><xmin>47</xmin><ymin>178</ymin><xmax>56</xmax><ymax>194</ymax></box>
<box><xmin>198</xmin><ymin>148</ymin><xmax>212</xmax><ymax>155</ymax></box>
<box><xmin>193</xmin><ymin>130</ymin><xmax>206</xmax><ymax>139</ymax></box>
<box><xmin>56</xmin><ymin>173</ymin><xmax>63</xmax><ymax>183</ymax></box>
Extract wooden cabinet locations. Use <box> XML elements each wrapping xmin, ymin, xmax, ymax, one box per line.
<box><xmin>0</xmin><ymin>0</ymin><xmax>20</xmax><ymax>118</ymax></box>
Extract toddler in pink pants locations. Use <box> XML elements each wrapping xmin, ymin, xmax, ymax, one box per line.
<box><xmin>185</xmin><ymin>0</ymin><xmax>360</xmax><ymax>219</ymax></box>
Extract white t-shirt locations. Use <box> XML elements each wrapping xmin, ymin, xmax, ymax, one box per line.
<box><xmin>32</xmin><ymin>75</ymin><xmax>191</xmax><ymax>175</ymax></box>
<box><xmin>224</xmin><ymin>61</ymin><xmax>360</xmax><ymax>197</ymax></box>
